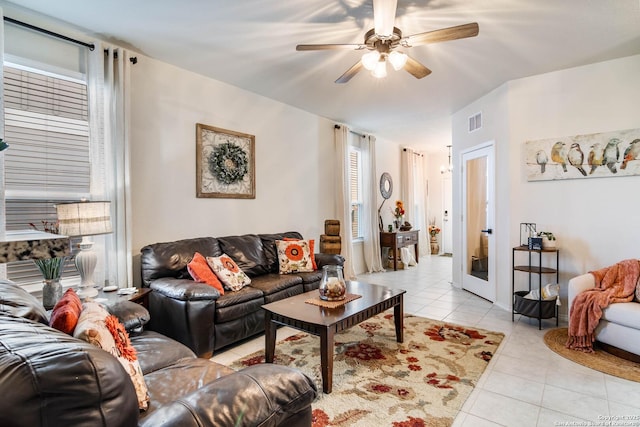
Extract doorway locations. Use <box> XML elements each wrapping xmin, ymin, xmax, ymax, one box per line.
<box><xmin>461</xmin><ymin>143</ymin><xmax>495</xmax><ymax>302</ymax></box>
<box><xmin>441</xmin><ymin>174</ymin><xmax>452</xmax><ymax>255</ymax></box>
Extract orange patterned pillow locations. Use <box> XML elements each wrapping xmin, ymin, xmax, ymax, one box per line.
<box><xmin>49</xmin><ymin>288</ymin><xmax>82</xmax><ymax>335</ymax></box>
<box><xmin>276</xmin><ymin>240</ymin><xmax>314</xmax><ymax>274</ymax></box>
<box><xmin>206</xmin><ymin>254</ymin><xmax>251</xmax><ymax>292</ymax></box>
<box><xmin>187</xmin><ymin>252</ymin><xmax>224</xmax><ymax>295</ymax></box>
<box><xmin>283</xmin><ymin>237</ymin><xmax>317</xmax><ymax>270</ymax></box>
<box><xmin>74</xmin><ymin>301</ymin><xmax>150</xmax><ymax>411</ymax></box>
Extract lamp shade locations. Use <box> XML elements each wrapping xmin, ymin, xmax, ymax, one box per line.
<box><xmin>56</xmin><ymin>201</ymin><xmax>113</xmax><ymax>237</ymax></box>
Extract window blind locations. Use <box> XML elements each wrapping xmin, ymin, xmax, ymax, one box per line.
<box><xmin>3</xmin><ymin>64</ymin><xmax>89</xmax><ymax>286</ymax></box>
<box><xmin>349</xmin><ymin>149</ymin><xmax>362</xmax><ymax>239</ymax></box>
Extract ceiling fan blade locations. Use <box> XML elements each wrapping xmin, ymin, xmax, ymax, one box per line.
<box><xmin>404</xmin><ymin>56</ymin><xmax>432</xmax><ymax>79</ymax></box>
<box><xmin>296</xmin><ymin>43</ymin><xmax>365</xmax><ymax>51</ymax></box>
<box><xmin>335</xmin><ymin>61</ymin><xmax>363</xmax><ymax>84</ymax></box>
<box><xmin>404</xmin><ymin>22</ymin><xmax>479</xmax><ymax>47</ymax></box>
<box><xmin>373</xmin><ymin>0</ymin><xmax>398</xmax><ymax>37</ymax></box>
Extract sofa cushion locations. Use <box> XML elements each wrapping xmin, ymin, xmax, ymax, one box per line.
<box><xmin>187</xmin><ymin>251</ymin><xmax>224</xmax><ymax>294</ymax></box>
<box><xmin>249</xmin><ymin>273</ymin><xmax>303</xmax><ymax>296</ymax></box>
<box><xmin>140</xmin><ymin>237</ymin><xmax>221</xmax><ymax>286</ymax></box>
<box><xmin>601</xmin><ymin>302</ymin><xmax>640</xmax><ymax>329</ymax></box>
<box><xmin>49</xmin><ymin>288</ymin><xmax>82</xmax><ymax>334</ymax></box>
<box><xmin>0</xmin><ymin>279</ymin><xmax>48</xmax><ymax>325</ymax></box>
<box><xmin>207</xmin><ymin>254</ymin><xmax>252</xmax><ymax>291</ymax></box>
<box><xmin>130</xmin><ymin>330</ymin><xmax>196</xmax><ymax>375</ymax></box>
<box><xmin>217</xmin><ymin>234</ymin><xmax>270</xmax><ymax>277</ymax></box>
<box><xmin>214</xmin><ymin>285</ymin><xmax>264</xmax><ymax>310</ymax></box>
<box><xmin>139</xmin><ymin>358</ymin><xmax>235</xmax><ymax>422</ymax></box>
<box><xmin>276</xmin><ymin>239</ymin><xmax>314</xmax><ymax>273</ymax></box>
<box><xmin>294</xmin><ymin>270</ymin><xmax>323</xmax><ymax>285</ymax></box>
<box><xmin>260</xmin><ymin>232</ymin><xmax>303</xmax><ymax>273</ymax></box>
<box><xmin>74</xmin><ymin>301</ymin><xmax>150</xmax><ymax>411</ymax></box>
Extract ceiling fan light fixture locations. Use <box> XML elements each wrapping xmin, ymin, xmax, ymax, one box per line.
<box><xmin>388</xmin><ymin>51</ymin><xmax>408</xmax><ymax>71</ymax></box>
<box><xmin>362</xmin><ymin>51</ymin><xmax>380</xmax><ymax>71</ymax></box>
<box><xmin>371</xmin><ymin>59</ymin><xmax>387</xmax><ymax>79</ymax></box>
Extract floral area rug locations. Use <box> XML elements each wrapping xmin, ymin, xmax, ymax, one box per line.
<box><xmin>229</xmin><ymin>313</ymin><xmax>504</xmax><ymax>427</ymax></box>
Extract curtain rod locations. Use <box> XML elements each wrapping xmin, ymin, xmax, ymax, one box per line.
<box><xmin>4</xmin><ymin>16</ymin><xmax>95</xmax><ymax>51</ymax></box>
<box><xmin>403</xmin><ymin>148</ymin><xmax>424</xmax><ymax>157</ymax></box>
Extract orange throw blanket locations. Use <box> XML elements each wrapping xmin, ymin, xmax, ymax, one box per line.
<box><xmin>566</xmin><ymin>259</ymin><xmax>640</xmax><ymax>352</ymax></box>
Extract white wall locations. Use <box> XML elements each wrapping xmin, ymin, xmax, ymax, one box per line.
<box><xmin>130</xmin><ymin>57</ymin><xmax>336</xmax><ymax>284</ymax></box>
<box><xmin>453</xmin><ymin>54</ymin><xmax>640</xmax><ymax>314</ymax></box>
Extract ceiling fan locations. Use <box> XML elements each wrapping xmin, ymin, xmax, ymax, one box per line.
<box><xmin>296</xmin><ymin>0</ymin><xmax>479</xmax><ymax>83</ymax></box>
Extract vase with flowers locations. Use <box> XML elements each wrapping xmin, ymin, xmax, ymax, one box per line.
<box><xmin>392</xmin><ymin>200</ymin><xmax>405</xmax><ymax>230</ymax></box>
<box><xmin>428</xmin><ymin>220</ymin><xmax>441</xmax><ymax>254</ymax></box>
<box><xmin>29</xmin><ymin>221</ymin><xmax>67</xmax><ymax>309</ymax></box>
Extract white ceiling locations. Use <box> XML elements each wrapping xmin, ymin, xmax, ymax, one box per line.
<box><xmin>5</xmin><ymin>0</ymin><xmax>640</xmax><ymax>152</ymax></box>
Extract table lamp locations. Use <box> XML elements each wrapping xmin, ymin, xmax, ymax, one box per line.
<box><xmin>56</xmin><ymin>201</ymin><xmax>112</xmax><ymax>298</ymax></box>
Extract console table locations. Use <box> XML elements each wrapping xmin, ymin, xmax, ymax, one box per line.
<box><xmin>380</xmin><ymin>230</ymin><xmax>419</xmax><ymax>271</ymax></box>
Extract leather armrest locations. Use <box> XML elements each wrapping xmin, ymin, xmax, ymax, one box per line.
<box><xmin>315</xmin><ymin>253</ymin><xmax>345</xmax><ymax>269</ymax></box>
<box><xmin>138</xmin><ymin>364</ymin><xmax>317</xmax><ymax>427</ymax></box>
<box><xmin>107</xmin><ymin>301</ymin><xmax>150</xmax><ymax>334</ymax></box>
<box><xmin>150</xmin><ymin>278</ymin><xmax>221</xmax><ymax>301</ymax></box>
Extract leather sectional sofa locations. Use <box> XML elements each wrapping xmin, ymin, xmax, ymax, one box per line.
<box><xmin>141</xmin><ymin>231</ymin><xmax>344</xmax><ymax>358</ymax></box>
<box><xmin>0</xmin><ymin>280</ymin><xmax>317</xmax><ymax>426</ymax></box>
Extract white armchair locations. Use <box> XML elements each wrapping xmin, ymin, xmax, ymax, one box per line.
<box><xmin>568</xmin><ymin>273</ymin><xmax>640</xmax><ymax>357</ymax></box>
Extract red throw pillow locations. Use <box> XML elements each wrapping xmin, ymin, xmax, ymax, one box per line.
<box><xmin>49</xmin><ymin>288</ymin><xmax>82</xmax><ymax>335</ymax></box>
<box><xmin>283</xmin><ymin>237</ymin><xmax>317</xmax><ymax>270</ymax></box>
<box><xmin>187</xmin><ymin>252</ymin><xmax>224</xmax><ymax>294</ymax></box>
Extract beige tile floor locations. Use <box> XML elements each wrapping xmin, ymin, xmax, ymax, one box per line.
<box><xmin>212</xmin><ymin>255</ymin><xmax>640</xmax><ymax>427</ymax></box>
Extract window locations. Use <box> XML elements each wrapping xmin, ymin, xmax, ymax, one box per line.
<box><xmin>349</xmin><ymin>146</ymin><xmax>363</xmax><ymax>240</ymax></box>
<box><xmin>3</xmin><ymin>62</ymin><xmax>90</xmax><ymax>289</ymax></box>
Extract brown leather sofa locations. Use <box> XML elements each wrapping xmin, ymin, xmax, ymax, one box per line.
<box><xmin>141</xmin><ymin>231</ymin><xmax>345</xmax><ymax>358</ymax></box>
<box><xmin>0</xmin><ymin>280</ymin><xmax>317</xmax><ymax>427</ymax></box>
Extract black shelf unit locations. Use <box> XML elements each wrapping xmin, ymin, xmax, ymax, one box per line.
<box><xmin>511</xmin><ymin>245</ymin><xmax>559</xmax><ymax>329</ymax></box>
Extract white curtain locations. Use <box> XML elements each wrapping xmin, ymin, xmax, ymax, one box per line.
<box><xmin>401</xmin><ymin>148</ymin><xmax>429</xmax><ymax>257</ymax></box>
<box><xmin>362</xmin><ymin>135</ymin><xmax>384</xmax><ymax>273</ymax></box>
<box><xmin>334</xmin><ymin>125</ymin><xmax>356</xmax><ymax>279</ymax></box>
<box><xmin>88</xmin><ymin>44</ymin><xmax>133</xmax><ymax>286</ymax></box>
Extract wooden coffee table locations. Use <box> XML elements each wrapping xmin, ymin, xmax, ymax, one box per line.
<box><xmin>262</xmin><ymin>280</ymin><xmax>405</xmax><ymax>393</ymax></box>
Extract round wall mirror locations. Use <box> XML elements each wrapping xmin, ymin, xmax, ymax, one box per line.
<box><xmin>380</xmin><ymin>172</ymin><xmax>393</xmax><ymax>199</ymax></box>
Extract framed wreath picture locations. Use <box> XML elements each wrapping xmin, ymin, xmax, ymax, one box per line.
<box><xmin>196</xmin><ymin>123</ymin><xmax>255</xmax><ymax>198</ymax></box>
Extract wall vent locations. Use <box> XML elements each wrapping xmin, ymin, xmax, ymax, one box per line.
<box><xmin>468</xmin><ymin>112</ymin><xmax>482</xmax><ymax>133</ymax></box>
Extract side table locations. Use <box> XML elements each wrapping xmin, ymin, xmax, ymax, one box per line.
<box><xmin>95</xmin><ymin>287</ymin><xmax>151</xmax><ymax>309</ymax></box>
<box><xmin>380</xmin><ymin>230</ymin><xmax>419</xmax><ymax>271</ymax></box>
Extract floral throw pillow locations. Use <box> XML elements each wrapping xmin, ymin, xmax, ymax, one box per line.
<box><xmin>283</xmin><ymin>237</ymin><xmax>317</xmax><ymax>270</ymax></box>
<box><xmin>276</xmin><ymin>239</ymin><xmax>314</xmax><ymax>274</ymax></box>
<box><xmin>74</xmin><ymin>301</ymin><xmax>150</xmax><ymax>411</ymax></box>
<box><xmin>206</xmin><ymin>254</ymin><xmax>251</xmax><ymax>292</ymax></box>
<box><xmin>187</xmin><ymin>251</ymin><xmax>224</xmax><ymax>295</ymax></box>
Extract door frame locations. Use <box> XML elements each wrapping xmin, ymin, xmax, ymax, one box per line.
<box><xmin>461</xmin><ymin>141</ymin><xmax>496</xmax><ymax>302</ymax></box>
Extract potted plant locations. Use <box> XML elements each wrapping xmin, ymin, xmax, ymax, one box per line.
<box><xmin>29</xmin><ymin>221</ymin><xmax>68</xmax><ymax>309</ymax></box>
<box><xmin>537</xmin><ymin>231</ymin><xmax>557</xmax><ymax>249</ymax></box>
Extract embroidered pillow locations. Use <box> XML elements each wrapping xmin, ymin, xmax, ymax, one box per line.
<box><xmin>74</xmin><ymin>301</ymin><xmax>150</xmax><ymax>411</ymax></box>
<box><xmin>283</xmin><ymin>237</ymin><xmax>317</xmax><ymax>270</ymax></box>
<box><xmin>187</xmin><ymin>252</ymin><xmax>224</xmax><ymax>295</ymax></box>
<box><xmin>50</xmin><ymin>288</ymin><xmax>82</xmax><ymax>335</ymax></box>
<box><xmin>276</xmin><ymin>239</ymin><xmax>314</xmax><ymax>274</ymax></box>
<box><xmin>206</xmin><ymin>254</ymin><xmax>251</xmax><ymax>292</ymax></box>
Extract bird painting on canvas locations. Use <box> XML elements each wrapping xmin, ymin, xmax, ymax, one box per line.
<box><xmin>535</xmin><ymin>150</ymin><xmax>548</xmax><ymax>173</ymax></box>
<box><xmin>588</xmin><ymin>143</ymin><xmax>603</xmax><ymax>175</ymax></box>
<box><xmin>550</xmin><ymin>141</ymin><xmax>568</xmax><ymax>172</ymax></box>
<box><xmin>603</xmin><ymin>138</ymin><xmax>622</xmax><ymax>173</ymax></box>
<box><xmin>621</xmin><ymin>139</ymin><xmax>640</xmax><ymax>170</ymax></box>
<box><xmin>568</xmin><ymin>143</ymin><xmax>587</xmax><ymax>176</ymax></box>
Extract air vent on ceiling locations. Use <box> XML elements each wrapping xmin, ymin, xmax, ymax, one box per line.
<box><xmin>468</xmin><ymin>112</ymin><xmax>482</xmax><ymax>133</ymax></box>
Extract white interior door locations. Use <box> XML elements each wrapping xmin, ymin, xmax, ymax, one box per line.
<box><xmin>461</xmin><ymin>143</ymin><xmax>496</xmax><ymax>302</ymax></box>
<box><xmin>442</xmin><ymin>174</ymin><xmax>452</xmax><ymax>255</ymax></box>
